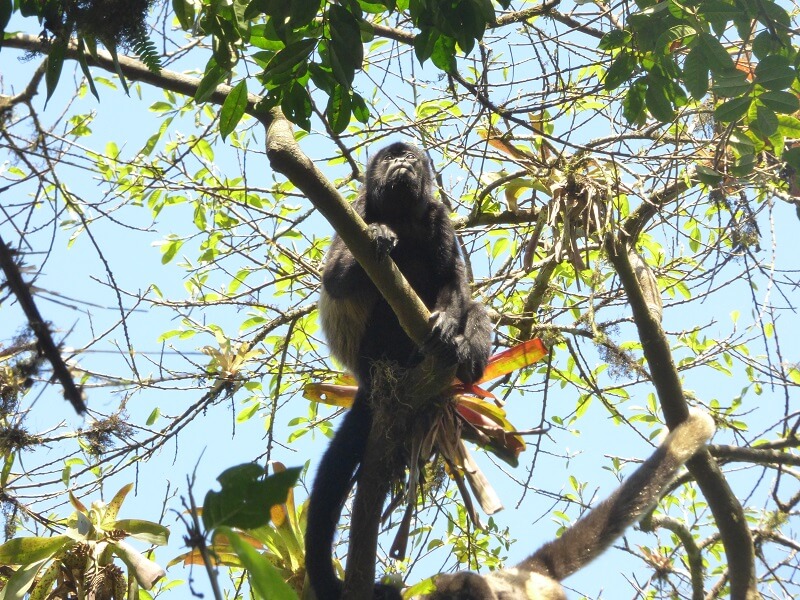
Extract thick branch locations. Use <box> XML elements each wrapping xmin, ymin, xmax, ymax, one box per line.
<box><xmin>605</xmin><ymin>234</ymin><xmax>760</xmax><ymax>600</ymax></box>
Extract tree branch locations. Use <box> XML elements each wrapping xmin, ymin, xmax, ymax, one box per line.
<box><xmin>605</xmin><ymin>233</ymin><xmax>760</xmax><ymax>600</ymax></box>
<box><xmin>0</xmin><ymin>233</ymin><xmax>86</xmax><ymax>413</ymax></box>
<box><xmin>642</xmin><ymin>515</ymin><xmax>705</xmax><ymax>600</ymax></box>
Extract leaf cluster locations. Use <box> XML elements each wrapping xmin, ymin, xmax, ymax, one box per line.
<box><xmin>1</xmin><ymin>0</ymin><xmax>162</xmax><ymax>101</ymax></box>
<box><xmin>0</xmin><ymin>483</ymin><xmax>168</xmax><ymax>600</ymax></box>
<box><xmin>175</xmin><ymin>0</ymin><xmax>513</xmax><ymax>134</ymax></box>
<box><xmin>601</xmin><ymin>0</ymin><xmax>800</xmax><ymax>179</ymax></box>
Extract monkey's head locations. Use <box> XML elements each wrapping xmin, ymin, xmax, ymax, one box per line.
<box><xmin>365</xmin><ymin>142</ymin><xmax>434</xmax><ymax>219</ymax></box>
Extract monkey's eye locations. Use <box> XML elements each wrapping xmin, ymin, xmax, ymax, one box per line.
<box><xmin>405</xmin><ymin>152</ymin><xmax>416</xmax><ymax>160</ymax></box>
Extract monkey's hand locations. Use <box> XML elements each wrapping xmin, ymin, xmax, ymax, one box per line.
<box><xmin>454</xmin><ymin>343</ymin><xmax>489</xmax><ymax>384</ymax></box>
<box><xmin>424</xmin><ymin>312</ymin><xmax>491</xmax><ymax>384</ymax></box>
<box><xmin>422</xmin><ymin>311</ymin><xmax>462</xmax><ymax>367</ymax></box>
<box><xmin>368</xmin><ymin>223</ymin><xmax>398</xmax><ymax>261</ymax></box>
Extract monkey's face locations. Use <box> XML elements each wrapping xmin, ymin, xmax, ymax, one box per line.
<box><xmin>382</xmin><ymin>149</ymin><xmax>420</xmax><ymax>188</ymax></box>
<box><xmin>366</xmin><ymin>142</ymin><xmax>433</xmax><ymax>215</ymax></box>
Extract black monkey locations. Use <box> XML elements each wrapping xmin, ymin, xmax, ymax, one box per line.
<box><xmin>306</xmin><ymin>142</ymin><xmax>493</xmax><ymax>600</ymax></box>
<box><xmin>413</xmin><ymin>409</ymin><xmax>716</xmax><ymax>599</ymax></box>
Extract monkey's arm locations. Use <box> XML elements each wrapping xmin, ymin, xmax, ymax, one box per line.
<box><xmin>424</xmin><ymin>228</ymin><xmax>492</xmax><ymax>383</ymax></box>
<box><xmin>453</xmin><ymin>300</ymin><xmax>492</xmax><ymax>383</ymax></box>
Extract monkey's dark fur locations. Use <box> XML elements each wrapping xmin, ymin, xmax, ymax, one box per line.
<box><xmin>413</xmin><ymin>410</ymin><xmax>716</xmax><ymax>599</ymax></box>
<box><xmin>307</xmin><ymin>142</ymin><xmax>493</xmax><ymax>600</ymax></box>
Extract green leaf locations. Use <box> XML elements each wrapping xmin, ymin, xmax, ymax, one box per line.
<box><xmin>146</xmin><ymin>407</ymin><xmax>160</xmax><ymax>425</ymax></box>
<box><xmin>261</xmin><ymin>39</ymin><xmax>316</xmax><ymax>83</ymax></box>
<box><xmin>328</xmin><ymin>5</ymin><xmax>363</xmax><ymax>85</ymax></box>
<box><xmin>172</xmin><ymin>0</ymin><xmax>196</xmax><ymax>30</ymax></box>
<box><xmin>728</xmin><ymin>129</ymin><xmax>755</xmax><ymax>155</ymax></box>
<box><xmin>27</xmin><ymin>561</ymin><xmax>60</xmax><ymax>600</ymax></box>
<box><xmin>244</xmin><ymin>0</ymin><xmax>270</xmax><ymax>19</ymax></box>
<box><xmin>220</xmin><ymin>80</ymin><xmax>248</xmax><ymax>140</ymax></box>
<box><xmin>195</xmin><ymin>61</ymin><xmax>229</xmax><ymax>103</ymax></box>
<box><xmin>287</xmin><ymin>0</ymin><xmax>320</xmax><ymax>26</ymax></box>
<box><xmin>754</xmin><ymin>55</ymin><xmax>796</xmax><ymax>91</ymax></box>
<box><xmin>655</xmin><ymin>25</ymin><xmax>696</xmax><ymax>54</ymax></box>
<box><xmin>755</xmin><ymin>104</ymin><xmax>778</xmax><ymax>136</ymax></box>
<box><xmin>731</xmin><ymin>151</ymin><xmax>755</xmax><ymax>176</ymax></box>
<box><xmin>598</xmin><ymin>29</ymin><xmax>632</xmax><ymax>51</ymax></box>
<box><xmin>107</xmin><ymin>45</ymin><xmax>130</xmax><ymax>95</ymax></box>
<box><xmin>776</xmin><ymin>115</ymin><xmax>800</xmax><ymax>138</ymax></box>
<box><xmin>712</xmin><ymin>70</ymin><xmax>750</xmax><ymax>98</ymax></box>
<box><xmin>0</xmin><ymin>0</ymin><xmax>13</xmax><ymax>48</ymax></box>
<box><xmin>759</xmin><ymin>90</ymin><xmax>800</xmax><ymax>114</ymax></box>
<box><xmin>104</xmin><ymin>483</ymin><xmax>134</xmax><ymax>523</ymax></box>
<box><xmin>203</xmin><ymin>464</ymin><xmax>302</xmax><ymax>531</ymax></box>
<box><xmin>645</xmin><ymin>77</ymin><xmax>675</xmax><ymax>122</ymax></box>
<box><xmin>326</xmin><ymin>84</ymin><xmax>352</xmax><ymax>134</ymax></box>
<box><xmin>212</xmin><ymin>35</ymin><xmax>234</xmax><ymax>70</ymax></box>
<box><xmin>351</xmin><ymin>91</ymin><xmax>370</xmax><ymax>123</ymax></box>
<box><xmin>360</xmin><ymin>0</ymin><xmax>393</xmax><ymax>13</ymax></box>
<box><xmin>622</xmin><ymin>79</ymin><xmax>647</xmax><ymax>123</ymax></box>
<box><xmin>714</xmin><ymin>96</ymin><xmax>751</xmax><ymax>122</ymax></box>
<box><xmin>752</xmin><ymin>31</ymin><xmax>780</xmax><ymax>60</ymax></box>
<box><xmin>698</xmin><ymin>33</ymin><xmax>734</xmax><ymax>74</ymax></box>
<box><xmin>683</xmin><ymin>45</ymin><xmax>709</xmax><ymax>99</ymax></box>
<box><xmin>309</xmin><ymin>62</ymin><xmax>337</xmax><ymax>93</ymax></box>
<box><xmin>160</xmin><ymin>238</ymin><xmax>184</xmax><ymax>264</ymax></box>
<box><xmin>699</xmin><ymin>0</ymin><xmax>741</xmax><ymax>20</ymax></box>
<box><xmin>45</xmin><ymin>36</ymin><xmax>68</xmax><ymax>105</ymax></box>
<box><xmin>414</xmin><ymin>28</ymin><xmax>436</xmax><ymax>64</ymax></box>
<box><xmin>219</xmin><ymin>527</ymin><xmax>298</xmax><ymax>599</ymax></box>
<box><xmin>75</xmin><ymin>38</ymin><xmax>100</xmax><ymax>101</ymax></box>
<box><xmin>0</xmin><ymin>559</ymin><xmax>48</xmax><ymax>600</ymax></box>
<box><xmin>133</xmin><ymin>36</ymin><xmax>162</xmax><ymax>74</ymax></box>
<box><xmin>429</xmin><ymin>32</ymin><xmax>456</xmax><ymax>72</ymax></box>
<box><xmin>110</xmin><ymin>520</ymin><xmax>170</xmax><ymax>546</ymax></box>
<box><xmin>0</xmin><ymin>536</ymin><xmax>70</xmax><ymax>565</ymax></box>
<box><xmin>768</xmin><ymin>128</ymin><xmax>785</xmax><ymax>157</ymax></box>
<box><xmin>281</xmin><ymin>82</ymin><xmax>312</xmax><ymax>131</ymax></box>
<box><xmin>783</xmin><ymin>146</ymin><xmax>800</xmax><ymax>171</ymax></box>
<box><xmin>603</xmin><ymin>50</ymin><xmax>637</xmax><ymax>91</ymax></box>
<box><xmin>1</xmin><ymin>452</ymin><xmax>12</xmax><ymax>487</ymax></box>
<box><xmin>695</xmin><ymin>164</ymin><xmax>723</xmax><ymax>186</ymax></box>
<box><xmin>758</xmin><ymin>0</ymin><xmax>791</xmax><ymax>28</ymax></box>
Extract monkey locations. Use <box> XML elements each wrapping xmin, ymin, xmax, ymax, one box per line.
<box><xmin>306</xmin><ymin>141</ymin><xmax>493</xmax><ymax>600</ymax></box>
<box><xmin>412</xmin><ymin>409</ymin><xmax>716</xmax><ymax>599</ymax></box>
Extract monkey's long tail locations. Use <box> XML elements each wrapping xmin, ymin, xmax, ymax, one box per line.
<box><xmin>305</xmin><ymin>399</ymin><xmax>370</xmax><ymax>600</ymax></box>
<box><xmin>519</xmin><ymin>410</ymin><xmax>715</xmax><ymax>582</ymax></box>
